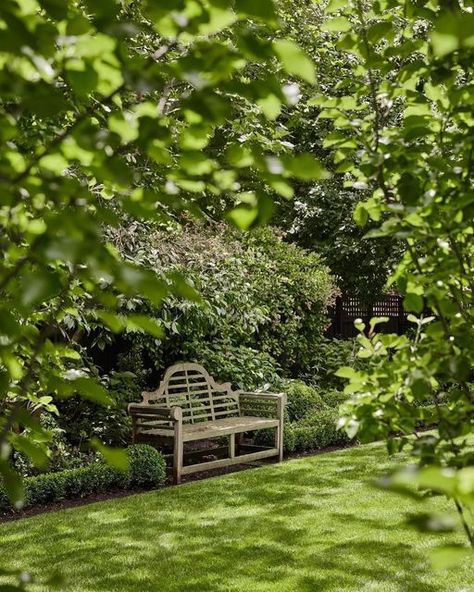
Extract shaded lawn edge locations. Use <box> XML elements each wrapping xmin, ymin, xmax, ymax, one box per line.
<box><xmin>0</xmin><ymin>442</ymin><xmax>357</xmax><ymax>524</ymax></box>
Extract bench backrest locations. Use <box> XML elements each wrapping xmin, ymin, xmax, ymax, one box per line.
<box><xmin>141</xmin><ymin>363</ymin><xmax>240</xmax><ymax>424</ymax></box>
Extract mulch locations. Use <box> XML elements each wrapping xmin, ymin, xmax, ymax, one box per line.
<box><xmin>0</xmin><ymin>444</ymin><xmax>354</xmax><ymax>524</ymax></box>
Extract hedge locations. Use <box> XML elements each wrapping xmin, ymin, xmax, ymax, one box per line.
<box><xmin>0</xmin><ymin>444</ymin><xmax>166</xmax><ymax>513</ymax></box>
<box><xmin>284</xmin><ymin>409</ymin><xmax>351</xmax><ymax>453</ymax></box>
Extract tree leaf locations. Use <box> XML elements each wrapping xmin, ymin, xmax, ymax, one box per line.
<box><xmin>431</xmin><ymin>13</ymin><xmax>474</xmax><ymax>58</ymax></box>
<box><xmin>429</xmin><ymin>545</ymin><xmax>472</xmax><ymax>570</ymax></box>
<box><xmin>234</xmin><ymin>0</ymin><xmax>276</xmax><ymax>20</ymax></box>
<box><xmin>325</xmin><ymin>0</ymin><xmax>346</xmax><ymax>14</ymax></box>
<box><xmin>403</xmin><ymin>293</ymin><xmax>423</xmax><ymax>313</ymax></box>
<box><xmin>284</xmin><ymin>153</ymin><xmax>330</xmax><ymax>180</ymax></box>
<box><xmin>18</xmin><ymin>269</ymin><xmax>62</xmax><ymax>309</ymax></box>
<box><xmin>92</xmin><ymin>439</ymin><xmax>129</xmax><ymax>472</ymax></box>
<box><xmin>70</xmin><ymin>376</ymin><xmax>113</xmax><ymax>406</ymax></box>
<box><xmin>321</xmin><ymin>17</ymin><xmax>352</xmax><ymax>32</ymax></box>
<box><xmin>273</xmin><ymin>39</ymin><xmax>316</xmax><ymax>84</ymax></box>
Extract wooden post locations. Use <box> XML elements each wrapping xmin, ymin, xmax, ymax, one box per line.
<box><xmin>229</xmin><ymin>433</ymin><xmax>235</xmax><ymax>459</ymax></box>
<box><xmin>276</xmin><ymin>394</ymin><xmax>285</xmax><ymax>462</ymax></box>
<box><xmin>172</xmin><ymin>407</ymin><xmax>183</xmax><ymax>485</ymax></box>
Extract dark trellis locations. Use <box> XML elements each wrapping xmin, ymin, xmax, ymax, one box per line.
<box><xmin>327</xmin><ymin>293</ymin><xmax>409</xmax><ymax>338</ymax></box>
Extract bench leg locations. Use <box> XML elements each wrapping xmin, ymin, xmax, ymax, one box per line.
<box><xmin>229</xmin><ymin>433</ymin><xmax>235</xmax><ymax>459</ymax></box>
<box><xmin>173</xmin><ymin>422</ymin><xmax>183</xmax><ymax>485</ymax></box>
<box><xmin>277</xmin><ymin>396</ymin><xmax>285</xmax><ymax>462</ymax></box>
<box><xmin>276</xmin><ymin>422</ymin><xmax>284</xmax><ymax>462</ymax></box>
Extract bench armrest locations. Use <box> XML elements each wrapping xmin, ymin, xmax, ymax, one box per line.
<box><xmin>239</xmin><ymin>392</ymin><xmax>286</xmax><ymax>419</ymax></box>
<box><xmin>239</xmin><ymin>392</ymin><xmax>286</xmax><ymax>402</ymax></box>
<box><xmin>128</xmin><ymin>403</ymin><xmax>182</xmax><ymax>421</ymax></box>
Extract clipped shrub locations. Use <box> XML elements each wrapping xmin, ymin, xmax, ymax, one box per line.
<box><xmin>284</xmin><ymin>380</ymin><xmax>326</xmax><ymax>421</ymax></box>
<box><xmin>128</xmin><ymin>444</ymin><xmax>166</xmax><ymax>488</ymax></box>
<box><xmin>322</xmin><ymin>389</ymin><xmax>349</xmax><ymax>409</ymax></box>
<box><xmin>0</xmin><ymin>445</ymin><xmax>166</xmax><ymax>513</ymax></box>
<box><xmin>284</xmin><ymin>409</ymin><xmax>351</xmax><ymax>453</ymax></box>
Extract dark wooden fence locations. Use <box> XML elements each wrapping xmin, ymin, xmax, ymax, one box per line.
<box><xmin>326</xmin><ymin>293</ymin><xmax>409</xmax><ymax>338</ymax></box>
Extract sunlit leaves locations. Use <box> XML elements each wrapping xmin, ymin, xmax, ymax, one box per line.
<box><xmin>321</xmin><ymin>16</ymin><xmax>351</xmax><ymax>32</ymax></box>
<box><xmin>320</xmin><ymin>0</ymin><xmax>474</xmax><ymax>552</ymax></box>
<box><xmin>283</xmin><ymin>153</ymin><xmax>330</xmax><ymax>180</ymax></box>
<box><xmin>234</xmin><ymin>0</ymin><xmax>277</xmax><ymax>20</ymax></box>
<box><xmin>431</xmin><ymin>12</ymin><xmax>474</xmax><ymax>57</ymax></box>
<box><xmin>92</xmin><ymin>439</ymin><xmax>129</xmax><ymax>472</ymax></box>
<box><xmin>66</xmin><ymin>376</ymin><xmax>113</xmax><ymax>406</ymax></box>
<box><xmin>17</xmin><ymin>269</ymin><xmax>62</xmax><ymax>310</ymax></box>
<box><xmin>273</xmin><ymin>39</ymin><xmax>316</xmax><ymax>84</ymax></box>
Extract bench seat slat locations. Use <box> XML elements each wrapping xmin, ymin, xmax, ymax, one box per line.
<box><xmin>138</xmin><ymin>416</ymin><xmax>279</xmax><ymax>442</ymax></box>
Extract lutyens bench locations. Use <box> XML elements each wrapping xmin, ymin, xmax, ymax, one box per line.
<box><xmin>128</xmin><ymin>363</ymin><xmax>286</xmax><ymax>483</ymax></box>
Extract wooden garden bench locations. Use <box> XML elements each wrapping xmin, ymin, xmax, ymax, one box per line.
<box><xmin>128</xmin><ymin>363</ymin><xmax>286</xmax><ymax>483</ymax></box>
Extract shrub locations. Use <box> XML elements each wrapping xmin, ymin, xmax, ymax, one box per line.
<box><xmin>11</xmin><ymin>413</ymin><xmax>95</xmax><ymax>477</ymax></box>
<box><xmin>187</xmin><ymin>341</ymin><xmax>283</xmax><ymax>391</ymax></box>
<box><xmin>302</xmin><ymin>338</ymin><xmax>358</xmax><ymax>389</ymax></box>
<box><xmin>284</xmin><ymin>380</ymin><xmax>326</xmax><ymax>421</ymax></box>
<box><xmin>285</xmin><ymin>409</ymin><xmax>351</xmax><ymax>453</ymax></box>
<box><xmin>128</xmin><ymin>444</ymin><xmax>166</xmax><ymax>488</ymax></box>
<box><xmin>322</xmin><ymin>389</ymin><xmax>349</xmax><ymax>409</ymax></box>
<box><xmin>107</xmin><ymin>223</ymin><xmax>336</xmax><ymax>381</ymax></box>
<box><xmin>0</xmin><ymin>445</ymin><xmax>166</xmax><ymax>513</ymax></box>
<box><xmin>56</xmin><ymin>370</ymin><xmax>142</xmax><ymax>449</ymax></box>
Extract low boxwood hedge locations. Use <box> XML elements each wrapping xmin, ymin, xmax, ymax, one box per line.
<box><xmin>0</xmin><ymin>444</ymin><xmax>166</xmax><ymax>513</ymax></box>
<box><xmin>285</xmin><ymin>408</ymin><xmax>350</xmax><ymax>453</ymax></box>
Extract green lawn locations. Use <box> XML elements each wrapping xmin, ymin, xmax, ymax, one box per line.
<box><xmin>1</xmin><ymin>443</ymin><xmax>473</xmax><ymax>592</ymax></box>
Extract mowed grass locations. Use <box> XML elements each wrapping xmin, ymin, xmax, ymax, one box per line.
<box><xmin>1</xmin><ymin>443</ymin><xmax>473</xmax><ymax>592</ymax></box>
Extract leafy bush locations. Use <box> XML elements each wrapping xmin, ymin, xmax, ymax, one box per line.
<box><xmin>56</xmin><ymin>371</ymin><xmax>142</xmax><ymax>449</ymax></box>
<box><xmin>285</xmin><ymin>409</ymin><xmax>350</xmax><ymax>453</ymax></box>
<box><xmin>321</xmin><ymin>389</ymin><xmax>349</xmax><ymax>409</ymax></box>
<box><xmin>188</xmin><ymin>341</ymin><xmax>283</xmax><ymax>391</ymax></box>
<box><xmin>302</xmin><ymin>338</ymin><xmax>358</xmax><ymax>389</ymax></box>
<box><xmin>110</xmin><ymin>224</ymin><xmax>336</xmax><ymax>380</ymax></box>
<box><xmin>256</xmin><ymin>380</ymin><xmax>350</xmax><ymax>452</ymax></box>
<box><xmin>0</xmin><ymin>445</ymin><xmax>166</xmax><ymax>513</ymax></box>
<box><xmin>128</xmin><ymin>444</ymin><xmax>166</xmax><ymax>488</ymax></box>
<box><xmin>284</xmin><ymin>380</ymin><xmax>326</xmax><ymax>421</ymax></box>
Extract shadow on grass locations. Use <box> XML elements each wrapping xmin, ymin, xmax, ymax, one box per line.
<box><xmin>1</xmin><ymin>444</ymin><xmax>468</xmax><ymax>592</ymax></box>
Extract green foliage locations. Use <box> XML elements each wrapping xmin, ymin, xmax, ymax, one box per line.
<box><xmin>128</xmin><ymin>444</ymin><xmax>167</xmax><ymax>489</ymax></box>
<box><xmin>302</xmin><ymin>338</ymin><xmax>359</xmax><ymax>389</ymax></box>
<box><xmin>0</xmin><ymin>0</ymin><xmax>321</xmax><ymax>518</ymax></box>
<box><xmin>56</xmin><ymin>371</ymin><xmax>141</xmax><ymax>448</ymax></box>
<box><xmin>189</xmin><ymin>342</ymin><xmax>282</xmax><ymax>391</ymax></box>
<box><xmin>266</xmin><ymin>0</ymin><xmax>402</xmax><ymax>302</ymax></box>
<box><xmin>0</xmin><ymin>445</ymin><xmax>165</xmax><ymax>513</ymax></box>
<box><xmin>111</xmin><ymin>223</ymin><xmax>335</xmax><ymax>381</ymax></box>
<box><xmin>279</xmin><ymin>187</ymin><xmax>401</xmax><ymax>301</ymax></box>
<box><xmin>321</xmin><ymin>389</ymin><xmax>349</xmax><ymax>410</ymax></box>
<box><xmin>284</xmin><ymin>380</ymin><xmax>326</xmax><ymax>422</ymax></box>
<box><xmin>285</xmin><ymin>409</ymin><xmax>350</xmax><ymax>453</ymax></box>
<box><xmin>316</xmin><ymin>0</ymin><xmax>474</xmax><ymax>555</ymax></box>
<box><xmin>257</xmin><ymin>378</ymin><xmax>350</xmax><ymax>452</ymax></box>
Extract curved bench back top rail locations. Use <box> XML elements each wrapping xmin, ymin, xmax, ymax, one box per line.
<box><xmin>140</xmin><ymin>363</ymin><xmax>240</xmax><ymax>424</ymax></box>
